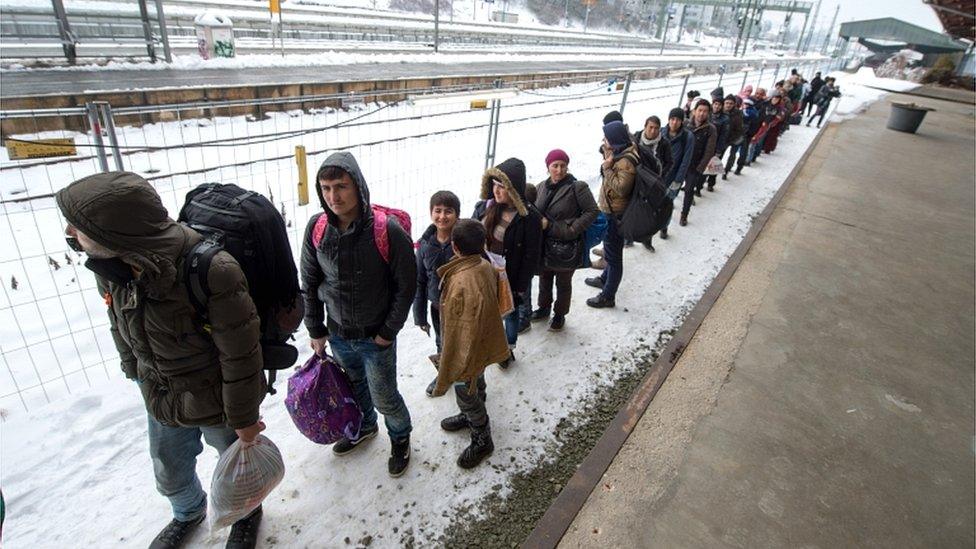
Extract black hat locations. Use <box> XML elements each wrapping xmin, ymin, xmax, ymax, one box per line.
<box><xmin>687</xmin><ymin>90</ymin><xmax>700</xmax><ymax>99</ymax></box>
<box><xmin>668</xmin><ymin>107</ymin><xmax>685</xmax><ymax>121</ymax></box>
<box><xmin>710</xmin><ymin>87</ymin><xmax>725</xmax><ymax>102</ymax></box>
<box><xmin>602</xmin><ymin>110</ymin><xmax>623</xmax><ymax>125</ymax></box>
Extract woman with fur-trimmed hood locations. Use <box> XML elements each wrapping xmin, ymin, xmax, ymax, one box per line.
<box><xmin>472</xmin><ymin>158</ymin><xmax>543</xmax><ymax>366</ymax></box>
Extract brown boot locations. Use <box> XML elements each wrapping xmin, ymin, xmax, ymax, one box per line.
<box><xmin>679</xmin><ymin>214</ymin><xmax>688</xmax><ymax>226</ymax></box>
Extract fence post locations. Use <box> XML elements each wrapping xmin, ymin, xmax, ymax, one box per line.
<box><xmin>757</xmin><ymin>63</ymin><xmax>765</xmax><ymax>89</ymax></box>
<box><xmin>295</xmin><ymin>145</ymin><xmax>309</xmax><ymax>206</ymax></box>
<box><xmin>85</xmin><ymin>102</ymin><xmax>110</xmax><ymax>172</ymax></box>
<box><xmin>741</xmin><ymin>69</ymin><xmax>749</xmax><ymax>91</ymax></box>
<box><xmin>619</xmin><ymin>71</ymin><xmax>634</xmax><ymax>115</ymax></box>
<box><xmin>678</xmin><ymin>72</ymin><xmax>691</xmax><ymax>107</ymax></box>
<box><xmin>153</xmin><ymin>0</ymin><xmax>173</xmax><ymax>63</ymax></box>
<box><xmin>99</xmin><ymin>103</ymin><xmax>125</xmax><ymax>172</ymax></box>
<box><xmin>717</xmin><ymin>64</ymin><xmax>726</xmax><ymax>89</ymax></box>
<box><xmin>484</xmin><ymin>80</ymin><xmax>502</xmax><ymax>170</ymax></box>
<box><xmin>772</xmin><ymin>63</ymin><xmax>780</xmax><ymax>86</ymax></box>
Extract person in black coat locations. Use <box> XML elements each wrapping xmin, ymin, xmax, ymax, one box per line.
<box><xmin>804</xmin><ymin>72</ymin><xmax>824</xmax><ymax>115</ymax></box>
<box><xmin>629</xmin><ymin>115</ymin><xmax>674</xmax><ymax>250</ymax></box>
<box><xmin>705</xmin><ymin>88</ymin><xmax>730</xmax><ymax>191</ymax></box>
<box><xmin>531</xmin><ymin>149</ymin><xmax>599</xmax><ymax>331</ymax></box>
<box><xmin>472</xmin><ymin>157</ymin><xmax>543</xmax><ymax>367</ymax></box>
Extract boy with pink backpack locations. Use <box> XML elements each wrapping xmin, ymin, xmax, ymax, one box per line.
<box><xmin>300</xmin><ymin>151</ymin><xmax>417</xmax><ymax>478</ymax></box>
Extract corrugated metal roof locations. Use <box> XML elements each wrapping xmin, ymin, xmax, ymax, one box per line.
<box><xmin>839</xmin><ymin>17</ymin><xmax>968</xmax><ymax>53</ymax></box>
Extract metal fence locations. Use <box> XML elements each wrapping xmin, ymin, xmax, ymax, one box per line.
<box><xmin>0</xmin><ymin>58</ymin><xmax>844</xmax><ymax>415</ymax></box>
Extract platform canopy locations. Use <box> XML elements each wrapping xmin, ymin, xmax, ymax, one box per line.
<box><xmin>924</xmin><ymin>0</ymin><xmax>975</xmax><ymax>42</ymax></box>
<box><xmin>839</xmin><ymin>17</ymin><xmax>968</xmax><ymax>54</ymax></box>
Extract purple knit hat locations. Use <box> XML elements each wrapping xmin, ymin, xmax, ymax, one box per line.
<box><xmin>545</xmin><ymin>149</ymin><xmax>570</xmax><ymax>167</ymax></box>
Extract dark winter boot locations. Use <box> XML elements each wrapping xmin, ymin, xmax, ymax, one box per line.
<box><xmin>734</xmin><ymin>166</ymin><xmax>743</xmax><ymax>176</ymax></box>
<box><xmin>332</xmin><ymin>423</ymin><xmax>379</xmax><ymax>455</ymax></box>
<box><xmin>425</xmin><ymin>377</ymin><xmax>437</xmax><ymax>398</ymax></box>
<box><xmin>458</xmin><ymin>424</ymin><xmax>494</xmax><ymax>469</ymax></box>
<box><xmin>584</xmin><ymin>277</ymin><xmax>604</xmax><ymax>289</ymax></box>
<box><xmin>679</xmin><ymin>214</ymin><xmax>688</xmax><ymax>227</ymax></box>
<box><xmin>548</xmin><ymin>314</ymin><xmax>566</xmax><ymax>332</ymax></box>
<box><xmin>586</xmin><ymin>294</ymin><xmax>615</xmax><ymax>309</ymax></box>
<box><xmin>441</xmin><ymin>413</ymin><xmax>471</xmax><ymax>432</ymax></box>
<box><xmin>149</xmin><ymin>515</ymin><xmax>204</xmax><ymax>549</ymax></box>
<box><xmin>388</xmin><ymin>437</ymin><xmax>411</xmax><ymax>477</ymax></box>
<box><xmin>722</xmin><ymin>172</ymin><xmax>728</xmax><ymax>181</ymax></box>
<box><xmin>659</xmin><ymin>228</ymin><xmax>669</xmax><ymax>240</ymax></box>
<box><xmin>225</xmin><ymin>506</ymin><xmax>262</xmax><ymax>549</ymax></box>
<box><xmin>498</xmin><ymin>351</ymin><xmax>515</xmax><ymax>370</ymax></box>
<box><xmin>641</xmin><ymin>239</ymin><xmax>655</xmax><ymax>252</ymax></box>
<box><xmin>530</xmin><ymin>307</ymin><xmax>550</xmax><ymax>322</ymax></box>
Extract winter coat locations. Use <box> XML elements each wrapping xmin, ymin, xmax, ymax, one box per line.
<box><xmin>412</xmin><ymin>224</ymin><xmax>454</xmax><ymax>327</ymax></box>
<box><xmin>725</xmin><ymin>108</ymin><xmax>745</xmax><ymax>145</ymax></box>
<box><xmin>472</xmin><ymin>158</ymin><xmax>543</xmax><ymax>295</ymax></box>
<box><xmin>710</xmin><ymin>111</ymin><xmax>730</xmax><ymax>156</ymax></box>
<box><xmin>664</xmin><ymin>126</ymin><xmax>694</xmax><ymax>185</ymax></box>
<box><xmin>632</xmin><ymin>130</ymin><xmax>674</xmax><ymax>178</ymax></box>
<box><xmin>685</xmin><ymin>119</ymin><xmax>718</xmax><ymax>175</ymax></box>
<box><xmin>807</xmin><ymin>76</ymin><xmax>824</xmax><ymax>100</ymax></box>
<box><xmin>432</xmin><ymin>254</ymin><xmax>510</xmax><ymax>396</ymax></box>
<box><xmin>535</xmin><ymin>174</ymin><xmax>599</xmax><ymax>270</ymax></box>
<box><xmin>56</xmin><ymin>172</ymin><xmax>265</xmax><ymax>429</ymax></box>
<box><xmin>301</xmin><ymin>151</ymin><xmax>417</xmax><ymax>342</ymax></box>
<box><xmin>814</xmin><ymin>84</ymin><xmax>841</xmax><ymax>108</ymax></box>
<box><xmin>597</xmin><ymin>144</ymin><xmax>639</xmax><ymax>216</ymax></box>
<box><xmin>742</xmin><ymin>104</ymin><xmax>761</xmax><ymax>138</ymax></box>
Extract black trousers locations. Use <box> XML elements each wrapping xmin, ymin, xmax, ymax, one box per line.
<box><xmin>454</xmin><ymin>374</ymin><xmax>488</xmax><ymax>428</ymax></box>
<box><xmin>682</xmin><ymin>171</ymin><xmax>704</xmax><ymax>216</ymax></box>
<box><xmin>538</xmin><ymin>269</ymin><xmax>574</xmax><ymax>316</ymax></box>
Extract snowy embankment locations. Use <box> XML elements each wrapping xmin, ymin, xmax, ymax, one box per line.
<box><xmin>0</xmin><ymin>69</ymin><xmax>911</xmax><ymax>548</ymax></box>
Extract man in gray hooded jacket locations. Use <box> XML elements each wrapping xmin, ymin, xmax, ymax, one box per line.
<box><xmin>300</xmin><ymin>151</ymin><xmax>417</xmax><ymax>477</ymax></box>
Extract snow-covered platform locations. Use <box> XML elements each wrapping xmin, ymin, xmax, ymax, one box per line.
<box><xmin>553</xmin><ymin>89</ymin><xmax>976</xmax><ymax>548</ymax></box>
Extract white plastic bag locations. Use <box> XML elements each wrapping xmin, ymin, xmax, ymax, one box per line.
<box><xmin>703</xmin><ymin>155</ymin><xmax>724</xmax><ymax>176</ymax></box>
<box><xmin>209</xmin><ymin>434</ymin><xmax>285</xmax><ymax>530</ymax></box>
<box><xmin>486</xmin><ymin>251</ymin><xmax>514</xmax><ymax>317</ymax></box>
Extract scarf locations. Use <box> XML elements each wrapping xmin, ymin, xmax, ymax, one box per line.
<box><xmin>639</xmin><ymin>132</ymin><xmax>662</xmax><ymax>160</ymax></box>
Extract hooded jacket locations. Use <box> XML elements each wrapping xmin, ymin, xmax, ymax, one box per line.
<box><xmin>664</xmin><ymin>125</ymin><xmax>694</xmax><ymax>185</ymax></box>
<box><xmin>597</xmin><ymin>144</ymin><xmax>639</xmax><ymax>215</ymax></box>
<box><xmin>412</xmin><ymin>223</ymin><xmax>454</xmax><ymax>327</ymax></box>
<box><xmin>55</xmin><ymin>172</ymin><xmax>265</xmax><ymax>429</ymax></box>
<box><xmin>473</xmin><ymin>158</ymin><xmax>543</xmax><ymax>295</ymax></box>
<box><xmin>300</xmin><ymin>151</ymin><xmax>417</xmax><ymax>342</ymax></box>
<box><xmin>431</xmin><ymin>254</ymin><xmax>510</xmax><ymax>396</ymax></box>
<box><xmin>725</xmin><ymin>107</ymin><xmax>745</xmax><ymax>145</ymax></box>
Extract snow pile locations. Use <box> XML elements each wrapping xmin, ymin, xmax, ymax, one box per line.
<box><xmin>875</xmin><ymin>49</ymin><xmax>927</xmax><ymax>82</ymax></box>
<box><xmin>1</xmin><ymin>66</ymin><xmax>882</xmax><ymax>548</ymax></box>
<box><xmin>824</xmin><ymin>69</ymin><xmax>920</xmax><ymax>121</ymax></box>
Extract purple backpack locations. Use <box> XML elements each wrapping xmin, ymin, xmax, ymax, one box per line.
<box><xmin>285</xmin><ymin>354</ymin><xmax>362</xmax><ymax>444</ymax></box>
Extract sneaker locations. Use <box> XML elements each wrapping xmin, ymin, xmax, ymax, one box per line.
<box><xmin>548</xmin><ymin>314</ymin><xmax>565</xmax><ymax>332</ymax></box>
<box><xmin>659</xmin><ymin>228</ymin><xmax>669</xmax><ymax>240</ymax></box>
<box><xmin>590</xmin><ymin>258</ymin><xmax>607</xmax><ymax>270</ymax></box>
<box><xmin>584</xmin><ymin>277</ymin><xmax>604</xmax><ymax>289</ymax></box>
<box><xmin>440</xmin><ymin>413</ymin><xmax>470</xmax><ymax>432</ymax></box>
<box><xmin>679</xmin><ymin>214</ymin><xmax>688</xmax><ymax>227</ymax></box>
<box><xmin>332</xmin><ymin>424</ymin><xmax>379</xmax><ymax>455</ymax></box>
<box><xmin>498</xmin><ymin>351</ymin><xmax>515</xmax><ymax>370</ymax></box>
<box><xmin>592</xmin><ymin>248</ymin><xmax>604</xmax><ymax>257</ymax></box>
<box><xmin>388</xmin><ymin>437</ymin><xmax>411</xmax><ymax>478</ymax></box>
<box><xmin>457</xmin><ymin>424</ymin><xmax>494</xmax><ymax>469</ymax></box>
<box><xmin>425</xmin><ymin>377</ymin><xmax>437</xmax><ymax>397</ymax></box>
<box><xmin>149</xmin><ymin>515</ymin><xmax>205</xmax><ymax>549</ymax></box>
<box><xmin>707</xmin><ymin>185</ymin><xmax>715</xmax><ymax>192</ymax></box>
<box><xmin>586</xmin><ymin>295</ymin><xmax>615</xmax><ymax>309</ymax></box>
<box><xmin>530</xmin><ymin>308</ymin><xmax>550</xmax><ymax>322</ymax></box>
<box><xmin>225</xmin><ymin>506</ymin><xmax>262</xmax><ymax>549</ymax></box>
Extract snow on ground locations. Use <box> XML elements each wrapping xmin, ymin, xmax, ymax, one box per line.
<box><xmin>0</xmin><ymin>63</ymin><xmax>893</xmax><ymax>548</ymax></box>
<box><xmin>826</xmin><ymin>68</ymin><xmax>919</xmax><ymax>121</ymax></box>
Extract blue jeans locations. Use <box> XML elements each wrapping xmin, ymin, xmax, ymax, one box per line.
<box><xmin>329</xmin><ymin>335</ymin><xmax>412</xmax><ymax>442</ymax></box>
<box><xmin>518</xmin><ymin>287</ymin><xmax>532</xmax><ymax>327</ymax></box>
<box><xmin>147</xmin><ymin>414</ymin><xmax>237</xmax><ymax>522</ymax></box>
<box><xmin>598</xmin><ymin>215</ymin><xmax>625</xmax><ymax>300</ymax></box>
<box><xmin>504</xmin><ymin>312</ymin><xmax>519</xmax><ymax>347</ymax></box>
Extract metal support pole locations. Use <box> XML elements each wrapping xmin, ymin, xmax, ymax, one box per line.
<box><xmin>277</xmin><ymin>9</ymin><xmax>285</xmax><ymax>57</ymax></box>
<box><xmin>564</xmin><ymin>0</ymin><xmax>570</xmax><ymax>27</ymax></box>
<box><xmin>821</xmin><ymin>4</ymin><xmax>838</xmax><ymax>55</ymax></box>
<box><xmin>795</xmin><ymin>12</ymin><xmax>809</xmax><ymax>53</ymax></box>
<box><xmin>584</xmin><ymin>5</ymin><xmax>591</xmax><ymax>33</ymax></box>
<box><xmin>484</xmin><ymin>80</ymin><xmax>503</xmax><ymax>169</ymax></box>
<box><xmin>137</xmin><ymin>0</ymin><xmax>157</xmax><ymax>63</ymax></box>
<box><xmin>99</xmin><ymin>103</ymin><xmax>125</xmax><ymax>172</ymax></box>
<box><xmin>153</xmin><ymin>0</ymin><xmax>172</xmax><ymax>63</ymax></box>
<box><xmin>678</xmin><ymin>73</ymin><xmax>691</xmax><ymax>107</ymax></box>
<box><xmin>85</xmin><ymin>103</ymin><xmax>109</xmax><ymax>173</ymax></box>
<box><xmin>740</xmin><ymin>0</ymin><xmax>758</xmax><ymax>58</ymax></box>
<box><xmin>717</xmin><ymin>65</ymin><xmax>726</xmax><ymax>88</ymax></box>
<box><xmin>741</xmin><ymin>69</ymin><xmax>749</xmax><ymax>91</ymax></box>
<box><xmin>757</xmin><ymin>64</ymin><xmax>765</xmax><ymax>87</ymax></box>
<box><xmin>733</xmin><ymin>0</ymin><xmax>751</xmax><ymax>56</ymax></box>
<box><xmin>772</xmin><ymin>64</ymin><xmax>780</xmax><ymax>85</ymax></box>
<box><xmin>619</xmin><ymin>71</ymin><xmax>634</xmax><ymax>115</ymax></box>
<box><xmin>51</xmin><ymin>0</ymin><xmax>77</xmax><ymax>65</ymax></box>
<box><xmin>434</xmin><ymin>0</ymin><xmax>440</xmax><ymax>52</ymax></box>
<box><xmin>659</xmin><ymin>2</ymin><xmax>672</xmax><ymax>54</ymax></box>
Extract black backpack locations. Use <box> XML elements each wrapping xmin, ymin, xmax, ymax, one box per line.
<box><xmin>617</xmin><ymin>152</ymin><xmax>672</xmax><ymax>241</ymax></box>
<box><xmin>178</xmin><ymin>183</ymin><xmax>303</xmax><ymax>394</ymax></box>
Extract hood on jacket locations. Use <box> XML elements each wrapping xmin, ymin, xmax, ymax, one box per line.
<box><xmin>55</xmin><ymin>171</ymin><xmax>190</xmax><ymax>280</ymax></box>
<box><xmin>315</xmin><ymin>151</ymin><xmax>371</xmax><ymax>224</ymax></box>
<box><xmin>480</xmin><ymin>157</ymin><xmax>528</xmax><ymax>217</ymax></box>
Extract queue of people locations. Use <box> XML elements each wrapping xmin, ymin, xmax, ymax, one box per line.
<box><xmin>56</xmin><ymin>67</ymin><xmax>836</xmax><ymax>549</ymax></box>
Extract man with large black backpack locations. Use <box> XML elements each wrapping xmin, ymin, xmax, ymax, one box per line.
<box><xmin>56</xmin><ymin>172</ymin><xmax>276</xmax><ymax>549</ymax></box>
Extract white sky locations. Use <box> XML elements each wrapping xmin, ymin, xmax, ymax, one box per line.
<box><xmin>811</xmin><ymin>0</ymin><xmax>944</xmax><ymax>33</ymax></box>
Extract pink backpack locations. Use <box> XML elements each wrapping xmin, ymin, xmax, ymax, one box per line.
<box><xmin>311</xmin><ymin>205</ymin><xmax>412</xmax><ymax>262</ymax></box>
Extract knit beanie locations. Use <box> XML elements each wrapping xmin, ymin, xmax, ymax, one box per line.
<box><xmin>668</xmin><ymin>107</ymin><xmax>685</xmax><ymax>121</ymax></box>
<box><xmin>545</xmin><ymin>149</ymin><xmax>570</xmax><ymax>167</ymax></box>
<box><xmin>602</xmin><ymin>110</ymin><xmax>623</xmax><ymax>125</ymax></box>
<box><xmin>602</xmin><ymin>121</ymin><xmax>631</xmax><ymax>154</ymax></box>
